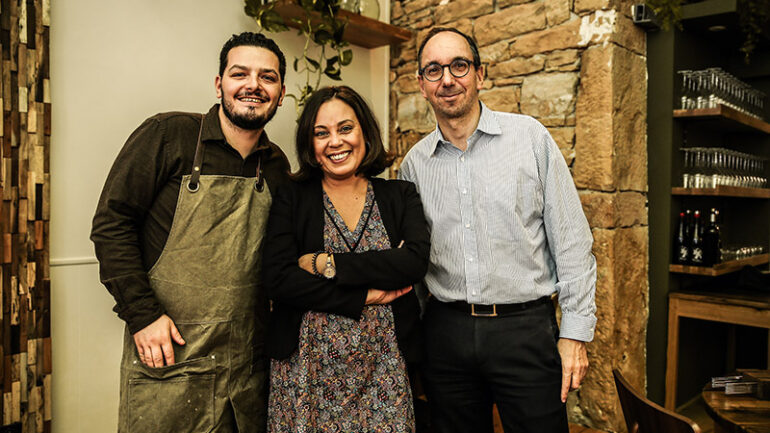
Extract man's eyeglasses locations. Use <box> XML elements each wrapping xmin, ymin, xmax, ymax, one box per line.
<box><xmin>419</xmin><ymin>58</ymin><xmax>475</xmax><ymax>82</ymax></box>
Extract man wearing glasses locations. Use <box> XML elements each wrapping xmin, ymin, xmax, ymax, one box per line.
<box><xmin>398</xmin><ymin>28</ymin><xmax>597</xmax><ymax>433</ymax></box>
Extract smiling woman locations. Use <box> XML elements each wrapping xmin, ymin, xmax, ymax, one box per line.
<box><xmin>293</xmin><ymin>86</ymin><xmax>394</xmax><ymax>182</ymax></box>
<box><xmin>312</xmin><ymin>98</ymin><xmax>368</xmax><ymax>184</ymax></box>
<box><xmin>262</xmin><ymin>86</ymin><xmax>431</xmax><ymax>432</ymax></box>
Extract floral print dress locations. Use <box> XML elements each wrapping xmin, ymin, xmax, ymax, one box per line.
<box><xmin>268</xmin><ymin>182</ymin><xmax>415</xmax><ymax>433</ymax></box>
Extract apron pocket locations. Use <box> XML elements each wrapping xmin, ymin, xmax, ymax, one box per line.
<box><xmin>127</xmin><ymin>357</ymin><xmax>215</xmax><ymax>433</ymax></box>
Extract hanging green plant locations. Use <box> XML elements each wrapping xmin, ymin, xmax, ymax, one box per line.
<box><xmin>645</xmin><ymin>0</ymin><xmax>684</xmax><ymax>31</ymax></box>
<box><xmin>244</xmin><ymin>0</ymin><xmax>354</xmax><ymax>116</ymax></box>
<box><xmin>645</xmin><ymin>0</ymin><xmax>769</xmax><ymax>62</ymax></box>
<box><xmin>737</xmin><ymin>0</ymin><xmax>770</xmax><ymax>62</ymax></box>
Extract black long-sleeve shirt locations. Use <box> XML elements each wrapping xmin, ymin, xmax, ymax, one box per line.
<box><xmin>91</xmin><ymin>104</ymin><xmax>290</xmax><ymax>333</ymax></box>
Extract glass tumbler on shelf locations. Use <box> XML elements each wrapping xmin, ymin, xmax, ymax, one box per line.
<box><xmin>676</xmin><ymin>67</ymin><xmax>767</xmax><ymax>119</ymax></box>
<box><xmin>339</xmin><ymin>0</ymin><xmax>359</xmax><ymax>13</ymax></box>
<box><xmin>678</xmin><ymin>70</ymin><xmax>691</xmax><ymax>110</ymax></box>
<box><xmin>358</xmin><ymin>0</ymin><xmax>379</xmax><ymax>19</ymax></box>
<box><xmin>694</xmin><ymin>148</ymin><xmax>712</xmax><ymax>188</ymax></box>
<box><xmin>682</xmin><ymin>148</ymin><xmax>695</xmax><ymax>188</ymax></box>
<box><xmin>681</xmin><ymin>148</ymin><xmax>690</xmax><ymax>188</ymax></box>
<box><xmin>682</xmin><ymin>147</ymin><xmax>714</xmax><ymax>189</ymax></box>
<box><xmin>681</xmin><ymin>147</ymin><xmax>768</xmax><ymax>190</ymax></box>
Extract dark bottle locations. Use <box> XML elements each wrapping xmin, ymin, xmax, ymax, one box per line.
<box><xmin>703</xmin><ymin>208</ymin><xmax>721</xmax><ymax>266</ymax></box>
<box><xmin>684</xmin><ymin>209</ymin><xmax>693</xmax><ymax>244</ymax></box>
<box><xmin>690</xmin><ymin>210</ymin><xmax>704</xmax><ymax>265</ymax></box>
<box><xmin>674</xmin><ymin>212</ymin><xmax>689</xmax><ymax>264</ymax></box>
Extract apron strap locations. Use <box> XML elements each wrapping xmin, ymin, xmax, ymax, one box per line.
<box><xmin>187</xmin><ymin>114</ymin><xmax>206</xmax><ymax>193</ymax></box>
<box><xmin>255</xmin><ymin>153</ymin><xmax>264</xmax><ymax>192</ymax></box>
<box><xmin>187</xmin><ymin>113</ymin><xmax>266</xmax><ymax>193</ymax></box>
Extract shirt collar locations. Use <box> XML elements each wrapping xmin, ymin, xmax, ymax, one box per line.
<box><xmin>429</xmin><ymin>101</ymin><xmax>502</xmax><ymax>155</ymax></box>
<box><xmin>201</xmin><ymin>103</ymin><xmax>273</xmax><ymax>155</ymax></box>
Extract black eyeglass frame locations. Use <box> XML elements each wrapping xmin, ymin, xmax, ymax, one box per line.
<box><xmin>418</xmin><ymin>58</ymin><xmax>478</xmax><ymax>82</ymax></box>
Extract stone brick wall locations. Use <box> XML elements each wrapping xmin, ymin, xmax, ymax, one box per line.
<box><xmin>388</xmin><ymin>0</ymin><xmax>648</xmax><ymax>431</ymax></box>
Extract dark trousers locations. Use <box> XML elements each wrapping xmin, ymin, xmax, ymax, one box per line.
<box><xmin>421</xmin><ymin>299</ymin><xmax>568</xmax><ymax>433</ymax></box>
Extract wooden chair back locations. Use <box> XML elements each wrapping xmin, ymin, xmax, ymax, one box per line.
<box><xmin>613</xmin><ymin>369</ymin><xmax>702</xmax><ymax>433</ymax></box>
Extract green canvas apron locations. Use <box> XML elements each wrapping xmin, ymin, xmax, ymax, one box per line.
<box><xmin>118</xmin><ymin>119</ymin><xmax>272</xmax><ymax>433</ymax></box>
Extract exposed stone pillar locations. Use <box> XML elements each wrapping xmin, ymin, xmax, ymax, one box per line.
<box><xmin>571</xmin><ymin>12</ymin><xmax>648</xmax><ymax>432</ymax></box>
<box><xmin>390</xmin><ymin>0</ymin><xmax>648</xmax><ymax>431</ymax></box>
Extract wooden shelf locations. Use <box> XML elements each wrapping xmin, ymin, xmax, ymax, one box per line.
<box><xmin>672</xmin><ymin>186</ymin><xmax>770</xmax><ymax>198</ymax></box>
<box><xmin>669</xmin><ymin>254</ymin><xmax>769</xmax><ymax>276</ymax></box>
<box><xmin>673</xmin><ymin>105</ymin><xmax>770</xmax><ymax>134</ymax></box>
<box><xmin>681</xmin><ymin>0</ymin><xmax>736</xmax><ymax>20</ymax></box>
<box><xmin>272</xmin><ymin>0</ymin><xmax>411</xmax><ymax>48</ymax></box>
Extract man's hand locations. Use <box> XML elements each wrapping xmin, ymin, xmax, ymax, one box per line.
<box><xmin>365</xmin><ymin>286</ymin><xmax>412</xmax><ymax>305</ymax></box>
<box><xmin>132</xmin><ymin>314</ymin><xmax>186</xmax><ymax>368</ymax></box>
<box><xmin>557</xmin><ymin>338</ymin><xmax>588</xmax><ymax>402</ymax></box>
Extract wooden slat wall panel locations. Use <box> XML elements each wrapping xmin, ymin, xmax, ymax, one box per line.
<box><xmin>0</xmin><ymin>0</ymin><xmax>50</xmax><ymax>431</ymax></box>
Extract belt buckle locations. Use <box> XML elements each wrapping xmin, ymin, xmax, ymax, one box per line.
<box><xmin>471</xmin><ymin>304</ymin><xmax>497</xmax><ymax>317</ymax></box>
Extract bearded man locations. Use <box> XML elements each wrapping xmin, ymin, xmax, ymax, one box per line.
<box><xmin>91</xmin><ymin>32</ymin><xmax>290</xmax><ymax>433</ymax></box>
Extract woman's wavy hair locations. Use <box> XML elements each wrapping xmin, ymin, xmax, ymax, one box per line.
<box><xmin>293</xmin><ymin>86</ymin><xmax>394</xmax><ymax>181</ymax></box>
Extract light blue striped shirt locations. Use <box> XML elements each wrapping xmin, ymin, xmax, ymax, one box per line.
<box><xmin>399</xmin><ymin>103</ymin><xmax>597</xmax><ymax>342</ymax></box>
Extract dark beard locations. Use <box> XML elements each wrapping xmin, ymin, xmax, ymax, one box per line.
<box><xmin>221</xmin><ymin>95</ymin><xmax>278</xmax><ymax>130</ymax></box>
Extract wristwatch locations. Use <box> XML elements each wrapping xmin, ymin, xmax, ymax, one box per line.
<box><xmin>322</xmin><ymin>253</ymin><xmax>336</xmax><ymax>279</ymax></box>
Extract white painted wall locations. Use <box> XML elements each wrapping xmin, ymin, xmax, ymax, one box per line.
<box><xmin>49</xmin><ymin>1</ymin><xmax>389</xmax><ymax>431</ymax></box>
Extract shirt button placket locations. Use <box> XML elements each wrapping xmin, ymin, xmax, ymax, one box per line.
<box><xmin>457</xmin><ymin>151</ymin><xmax>479</xmax><ymax>303</ymax></box>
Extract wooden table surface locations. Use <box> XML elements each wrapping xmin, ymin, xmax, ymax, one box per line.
<box><xmin>665</xmin><ymin>290</ymin><xmax>770</xmax><ymax>410</ymax></box>
<box><xmin>702</xmin><ymin>383</ymin><xmax>770</xmax><ymax>433</ymax></box>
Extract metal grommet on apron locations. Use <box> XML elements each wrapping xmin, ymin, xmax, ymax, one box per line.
<box><xmin>118</xmin><ymin>114</ymin><xmax>273</xmax><ymax>433</ymax></box>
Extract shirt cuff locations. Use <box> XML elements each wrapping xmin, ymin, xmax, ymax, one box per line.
<box><xmin>558</xmin><ymin>312</ymin><xmax>596</xmax><ymax>342</ymax></box>
<box><xmin>119</xmin><ymin>299</ymin><xmax>167</xmax><ymax>334</ymax></box>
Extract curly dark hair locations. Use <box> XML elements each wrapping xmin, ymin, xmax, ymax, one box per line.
<box><xmin>219</xmin><ymin>32</ymin><xmax>286</xmax><ymax>83</ymax></box>
<box><xmin>294</xmin><ymin>86</ymin><xmax>394</xmax><ymax>181</ymax></box>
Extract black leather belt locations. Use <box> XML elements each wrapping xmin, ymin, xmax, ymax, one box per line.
<box><xmin>439</xmin><ymin>296</ymin><xmax>552</xmax><ymax>317</ymax></box>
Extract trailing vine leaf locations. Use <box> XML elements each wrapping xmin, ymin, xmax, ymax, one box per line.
<box><xmin>260</xmin><ymin>10</ymin><xmax>290</xmax><ymax>32</ymax></box>
<box><xmin>333</xmin><ymin>22</ymin><xmax>346</xmax><ymax>43</ymax></box>
<box><xmin>305</xmin><ymin>55</ymin><xmax>321</xmax><ymax>70</ymax></box>
<box><xmin>340</xmin><ymin>49</ymin><xmax>353</xmax><ymax>66</ymax></box>
<box><xmin>645</xmin><ymin>0</ymin><xmax>683</xmax><ymax>31</ymax></box>
<box><xmin>244</xmin><ymin>0</ymin><xmax>353</xmax><ymax>117</ymax></box>
<box><xmin>314</xmin><ymin>29</ymin><xmax>334</xmax><ymax>44</ymax></box>
<box><xmin>244</xmin><ymin>0</ymin><xmax>263</xmax><ymax>18</ymax></box>
<box><xmin>737</xmin><ymin>0</ymin><xmax>770</xmax><ymax>63</ymax></box>
<box><xmin>325</xmin><ymin>56</ymin><xmax>341</xmax><ymax>79</ymax></box>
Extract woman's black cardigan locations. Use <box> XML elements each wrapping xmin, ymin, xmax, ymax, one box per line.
<box><xmin>263</xmin><ymin>176</ymin><xmax>431</xmax><ymax>362</ymax></box>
